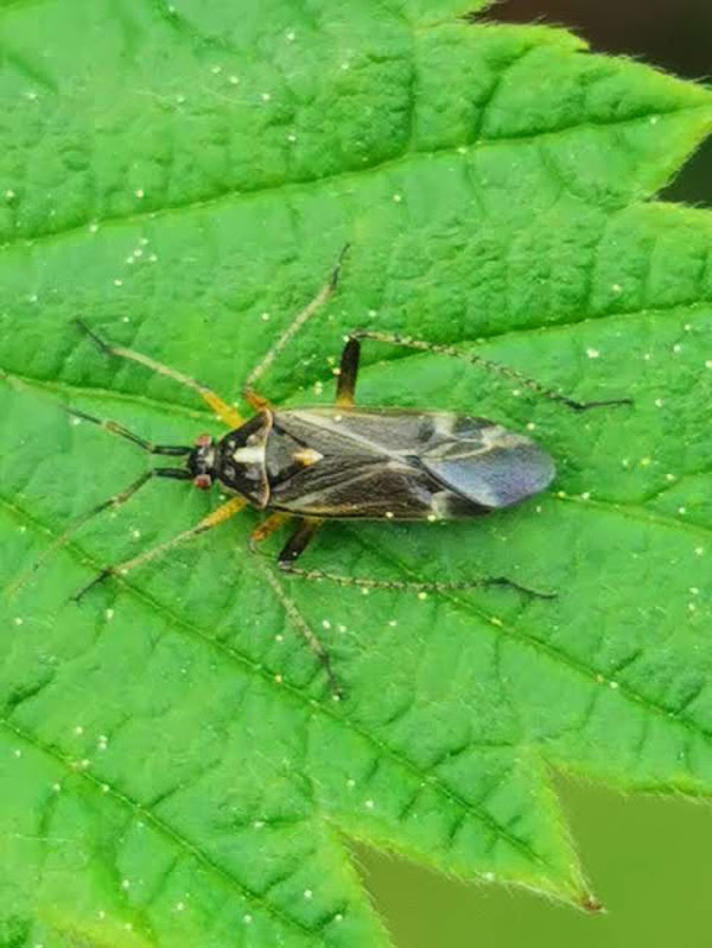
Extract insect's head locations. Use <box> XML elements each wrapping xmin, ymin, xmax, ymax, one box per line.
<box><xmin>188</xmin><ymin>433</ymin><xmax>217</xmax><ymax>489</ymax></box>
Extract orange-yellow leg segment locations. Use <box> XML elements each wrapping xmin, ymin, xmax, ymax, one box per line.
<box><xmin>243</xmin><ymin>387</ymin><xmax>272</xmax><ymax>412</ymax></box>
<box><xmin>76</xmin><ymin>319</ymin><xmax>245</xmax><ymax>428</ymax></box>
<box><xmin>248</xmin><ymin>512</ymin><xmax>292</xmax><ymax>551</ymax></box>
<box><xmin>73</xmin><ymin>495</ymin><xmax>247</xmax><ymax>601</ymax></box>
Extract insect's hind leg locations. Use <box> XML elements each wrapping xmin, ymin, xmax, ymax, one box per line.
<box><xmin>335</xmin><ymin>336</ymin><xmax>360</xmax><ymax>406</ymax></box>
<box><xmin>281</xmin><ymin>564</ymin><xmax>556</xmax><ymax>600</ymax></box>
<box><xmin>75</xmin><ymin>319</ymin><xmax>245</xmax><ymax>428</ymax></box>
<box><xmin>277</xmin><ymin>518</ymin><xmax>324</xmax><ymax>569</ymax></box>
<box><xmin>347</xmin><ymin>330</ymin><xmax>632</xmax><ymax>412</ymax></box>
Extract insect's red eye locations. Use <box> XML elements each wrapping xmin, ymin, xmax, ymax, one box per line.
<box><xmin>195</xmin><ymin>433</ymin><xmax>212</xmax><ymax>448</ymax></box>
<box><xmin>193</xmin><ymin>474</ymin><xmax>212</xmax><ymax>490</ymax></box>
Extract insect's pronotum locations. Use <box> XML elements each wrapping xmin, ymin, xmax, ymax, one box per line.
<box><xmin>9</xmin><ymin>249</ymin><xmax>630</xmax><ymax>695</ymax></box>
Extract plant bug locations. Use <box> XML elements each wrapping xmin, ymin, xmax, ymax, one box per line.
<box><xmin>8</xmin><ymin>248</ymin><xmax>631</xmax><ymax>695</ymax></box>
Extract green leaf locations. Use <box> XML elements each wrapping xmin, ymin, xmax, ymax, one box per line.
<box><xmin>1</xmin><ymin>1</ymin><xmax>711</xmax><ymax>944</ymax></box>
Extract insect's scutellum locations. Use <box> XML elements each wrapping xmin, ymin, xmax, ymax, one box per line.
<box><xmin>8</xmin><ymin>249</ymin><xmax>632</xmax><ymax>696</ymax></box>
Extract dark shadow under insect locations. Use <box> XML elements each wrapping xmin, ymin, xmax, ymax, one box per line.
<box><xmin>8</xmin><ymin>248</ymin><xmax>631</xmax><ymax>696</ymax></box>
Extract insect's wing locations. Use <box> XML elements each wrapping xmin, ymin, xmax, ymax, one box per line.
<box><xmin>269</xmin><ymin>408</ymin><xmax>554</xmax><ymax>517</ymax></box>
<box><xmin>418</xmin><ymin>415</ymin><xmax>555</xmax><ymax>508</ymax></box>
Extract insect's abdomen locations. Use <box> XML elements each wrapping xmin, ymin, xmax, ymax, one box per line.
<box><xmin>263</xmin><ymin>407</ymin><xmax>555</xmax><ymax>520</ymax></box>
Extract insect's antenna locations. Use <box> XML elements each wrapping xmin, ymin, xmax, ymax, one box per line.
<box><xmin>5</xmin><ymin>467</ymin><xmax>190</xmax><ymax>601</ymax></box>
<box><xmin>65</xmin><ymin>407</ymin><xmax>192</xmax><ymax>456</ymax></box>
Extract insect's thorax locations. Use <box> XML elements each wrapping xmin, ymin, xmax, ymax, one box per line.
<box><xmin>216</xmin><ymin>411</ymin><xmax>273</xmax><ymax>507</ymax></box>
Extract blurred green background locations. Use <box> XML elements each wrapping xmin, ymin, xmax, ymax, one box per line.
<box><xmin>356</xmin><ymin>2</ymin><xmax>712</xmax><ymax>944</ymax></box>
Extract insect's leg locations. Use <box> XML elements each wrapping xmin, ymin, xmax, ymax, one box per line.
<box><xmin>72</xmin><ymin>495</ymin><xmax>247</xmax><ymax>601</ymax></box>
<box><xmin>255</xmin><ymin>556</ymin><xmax>342</xmax><ymax>700</ymax></box>
<box><xmin>247</xmin><ymin>512</ymin><xmax>292</xmax><ymax>551</ymax></box>
<box><xmin>6</xmin><ymin>467</ymin><xmax>191</xmax><ymax>600</ymax></box>
<box><xmin>277</xmin><ymin>518</ymin><xmax>324</xmax><ymax>570</ymax></box>
<box><xmin>242</xmin><ymin>245</ymin><xmax>350</xmax><ymax>398</ymax></box>
<box><xmin>335</xmin><ymin>336</ymin><xmax>360</xmax><ymax>406</ymax></box>
<box><xmin>243</xmin><ymin>389</ymin><xmax>272</xmax><ymax>413</ymax></box>
<box><xmin>75</xmin><ymin>319</ymin><xmax>245</xmax><ymax>428</ymax></box>
<box><xmin>348</xmin><ymin>330</ymin><xmax>632</xmax><ymax>412</ymax></box>
<box><xmin>281</xmin><ymin>565</ymin><xmax>556</xmax><ymax>600</ymax></box>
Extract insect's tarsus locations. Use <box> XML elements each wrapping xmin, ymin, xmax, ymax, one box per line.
<box><xmin>71</xmin><ymin>568</ymin><xmax>112</xmax><ymax>604</ymax></box>
<box><xmin>74</xmin><ymin>317</ymin><xmax>112</xmax><ymax>355</ymax></box>
<box><xmin>564</xmin><ymin>396</ymin><xmax>634</xmax><ymax>412</ymax></box>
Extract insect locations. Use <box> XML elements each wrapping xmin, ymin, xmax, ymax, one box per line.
<box><xmin>10</xmin><ymin>249</ymin><xmax>630</xmax><ymax>693</ymax></box>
